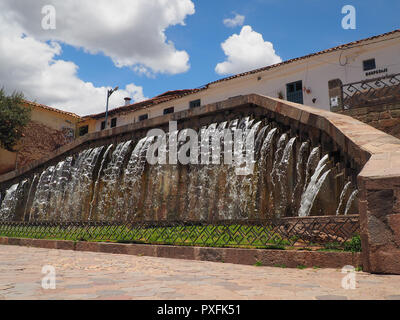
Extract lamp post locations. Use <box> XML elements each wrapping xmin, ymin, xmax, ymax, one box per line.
<box><xmin>104</xmin><ymin>86</ymin><xmax>118</xmax><ymax>129</ymax></box>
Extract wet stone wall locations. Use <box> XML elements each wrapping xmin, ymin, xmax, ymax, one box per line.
<box><xmin>0</xmin><ymin>108</ymin><xmax>359</xmax><ymax>222</ymax></box>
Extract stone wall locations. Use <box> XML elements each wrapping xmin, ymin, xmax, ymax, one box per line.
<box><xmin>337</xmin><ymin>103</ymin><xmax>400</xmax><ymax>139</ymax></box>
<box><xmin>15</xmin><ymin>121</ymin><xmax>69</xmax><ymax>169</ymax></box>
<box><xmin>0</xmin><ymin>121</ymin><xmax>70</xmax><ymax>175</ymax></box>
<box><xmin>328</xmin><ymin>78</ymin><xmax>400</xmax><ymax>139</ymax></box>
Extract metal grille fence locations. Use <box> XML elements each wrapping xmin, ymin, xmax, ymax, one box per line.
<box><xmin>0</xmin><ymin>215</ymin><xmax>360</xmax><ymax>249</ymax></box>
<box><xmin>342</xmin><ymin>73</ymin><xmax>400</xmax><ymax>109</ymax></box>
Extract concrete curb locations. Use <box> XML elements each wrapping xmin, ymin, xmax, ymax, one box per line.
<box><xmin>0</xmin><ymin>237</ymin><xmax>362</xmax><ymax>269</ymax></box>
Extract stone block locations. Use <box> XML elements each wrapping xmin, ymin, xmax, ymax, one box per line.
<box><xmin>395</xmin><ymin>190</ymin><xmax>400</xmax><ymax>214</ymax></box>
<box><xmin>125</xmin><ymin>243</ymin><xmax>156</xmax><ymax>257</ymax></box>
<box><xmin>366</xmin><ymin>189</ymin><xmax>393</xmax><ymax>219</ymax></box>
<box><xmin>379</xmin><ymin>111</ymin><xmax>391</xmax><ymax>120</ymax></box>
<box><xmin>156</xmin><ymin>245</ymin><xmax>196</xmax><ymax>260</ymax></box>
<box><xmin>379</xmin><ymin>118</ymin><xmax>399</xmax><ymax>128</ymax></box>
<box><xmin>368</xmin><ymin>247</ymin><xmax>400</xmax><ymax>274</ymax></box>
<box><xmin>56</xmin><ymin>240</ymin><xmax>75</xmax><ymax>251</ymax></box>
<box><xmin>75</xmin><ymin>241</ymin><xmax>100</xmax><ymax>252</ymax></box>
<box><xmin>7</xmin><ymin>238</ymin><xmax>22</xmax><ymax>246</ymax></box>
<box><xmin>365</xmin><ymin>112</ymin><xmax>380</xmax><ymax>122</ymax></box>
<box><xmin>31</xmin><ymin>239</ymin><xmax>57</xmax><ymax>249</ymax></box>
<box><xmin>196</xmin><ymin>247</ymin><xmax>224</xmax><ymax>263</ymax></box>
<box><xmin>367</xmin><ymin>215</ymin><xmax>393</xmax><ymax>246</ymax></box>
<box><xmin>388</xmin><ymin>214</ymin><xmax>400</xmax><ymax>246</ymax></box>
<box><xmin>97</xmin><ymin>242</ymin><xmax>128</xmax><ymax>255</ymax></box>
<box><xmin>223</xmin><ymin>248</ymin><xmax>258</xmax><ymax>265</ymax></box>
<box><xmin>390</xmin><ymin>109</ymin><xmax>400</xmax><ymax>118</ymax></box>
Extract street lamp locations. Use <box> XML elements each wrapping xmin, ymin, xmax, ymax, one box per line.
<box><xmin>104</xmin><ymin>86</ymin><xmax>119</xmax><ymax>130</ymax></box>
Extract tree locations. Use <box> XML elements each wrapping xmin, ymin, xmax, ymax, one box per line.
<box><xmin>0</xmin><ymin>89</ymin><xmax>31</xmax><ymax>151</ymax></box>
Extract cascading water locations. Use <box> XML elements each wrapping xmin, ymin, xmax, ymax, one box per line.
<box><xmin>298</xmin><ymin>154</ymin><xmax>331</xmax><ymax>217</ymax></box>
<box><xmin>336</xmin><ymin>181</ymin><xmax>352</xmax><ymax>215</ymax></box>
<box><xmin>292</xmin><ymin>141</ymin><xmax>309</xmax><ymax>211</ymax></box>
<box><xmin>344</xmin><ymin>190</ymin><xmax>359</xmax><ymax>215</ymax></box>
<box><xmin>0</xmin><ymin>116</ymin><xmax>358</xmax><ymax>222</ymax></box>
<box><xmin>0</xmin><ymin>183</ymin><xmax>19</xmax><ymax>220</ymax></box>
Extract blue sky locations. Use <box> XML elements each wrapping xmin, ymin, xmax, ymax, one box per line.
<box><xmin>0</xmin><ymin>0</ymin><xmax>399</xmax><ymax>114</ymax></box>
<box><xmin>64</xmin><ymin>0</ymin><xmax>400</xmax><ymax>99</ymax></box>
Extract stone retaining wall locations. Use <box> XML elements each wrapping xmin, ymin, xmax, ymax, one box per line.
<box><xmin>337</xmin><ymin>103</ymin><xmax>400</xmax><ymax>140</ymax></box>
<box><xmin>0</xmin><ymin>237</ymin><xmax>361</xmax><ymax>269</ymax></box>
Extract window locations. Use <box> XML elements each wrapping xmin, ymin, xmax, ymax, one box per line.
<box><xmin>138</xmin><ymin>114</ymin><xmax>148</xmax><ymax>121</ymax></box>
<box><xmin>79</xmin><ymin>125</ymin><xmax>88</xmax><ymax>136</ymax></box>
<box><xmin>286</xmin><ymin>80</ymin><xmax>303</xmax><ymax>104</ymax></box>
<box><xmin>189</xmin><ymin>99</ymin><xmax>201</xmax><ymax>109</ymax></box>
<box><xmin>111</xmin><ymin>118</ymin><xmax>117</xmax><ymax>128</ymax></box>
<box><xmin>163</xmin><ymin>107</ymin><xmax>174</xmax><ymax>115</ymax></box>
<box><xmin>363</xmin><ymin>59</ymin><xmax>376</xmax><ymax>71</ymax></box>
<box><xmin>101</xmin><ymin>121</ymin><xmax>106</xmax><ymax>130</ymax></box>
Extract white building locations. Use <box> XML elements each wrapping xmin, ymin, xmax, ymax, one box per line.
<box><xmin>80</xmin><ymin>29</ymin><xmax>400</xmax><ymax>134</ymax></box>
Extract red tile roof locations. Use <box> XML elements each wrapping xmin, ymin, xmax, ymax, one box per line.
<box><xmin>87</xmin><ymin>89</ymin><xmax>203</xmax><ymax>119</ymax></box>
<box><xmin>23</xmin><ymin>100</ymin><xmax>81</xmax><ymax>119</ymax></box>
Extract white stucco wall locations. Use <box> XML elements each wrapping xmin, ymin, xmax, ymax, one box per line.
<box><xmin>96</xmin><ymin>35</ymin><xmax>400</xmax><ymax>131</ymax></box>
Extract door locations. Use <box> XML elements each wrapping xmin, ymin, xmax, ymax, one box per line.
<box><xmin>286</xmin><ymin>80</ymin><xmax>304</xmax><ymax>104</ymax></box>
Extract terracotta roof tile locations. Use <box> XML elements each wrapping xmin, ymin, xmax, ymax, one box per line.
<box><xmin>23</xmin><ymin>100</ymin><xmax>81</xmax><ymax>119</ymax></box>
<box><xmin>87</xmin><ymin>88</ymin><xmax>203</xmax><ymax>119</ymax></box>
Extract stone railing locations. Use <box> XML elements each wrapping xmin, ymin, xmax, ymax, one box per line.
<box><xmin>1</xmin><ymin>94</ymin><xmax>400</xmax><ymax>273</ymax></box>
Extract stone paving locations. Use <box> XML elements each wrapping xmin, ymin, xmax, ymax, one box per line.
<box><xmin>0</xmin><ymin>245</ymin><xmax>399</xmax><ymax>300</ymax></box>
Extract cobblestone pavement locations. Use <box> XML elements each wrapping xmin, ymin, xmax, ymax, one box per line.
<box><xmin>0</xmin><ymin>245</ymin><xmax>400</xmax><ymax>300</ymax></box>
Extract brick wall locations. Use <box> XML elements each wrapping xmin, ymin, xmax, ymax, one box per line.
<box><xmin>328</xmin><ymin>78</ymin><xmax>400</xmax><ymax>139</ymax></box>
<box><xmin>15</xmin><ymin>121</ymin><xmax>69</xmax><ymax>169</ymax></box>
<box><xmin>337</xmin><ymin>103</ymin><xmax>400</xmax><ymax>139</ymax></box>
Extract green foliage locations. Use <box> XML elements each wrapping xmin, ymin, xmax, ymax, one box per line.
<box><xmin>321</xmin><ymin>241</ymin><xmax>343</xmax><ymax>251</ymax></box>
<box><xmin>254</xmin><ymin>261</ymin><xmax>263</xmax><ymax>267</ymax></box>
<box><xmin>0</xmin><ymin>88</ymin><xmax>31</xmax><ymax>151</ymax></box>
<box><xmin>298</xmin><ymin>247</ymin><xmax>312</xmax><ymax>251</ymax></box>
<box><xmin>273</xmin><ymin>263</ymin><xmax>287</xmax><ymax>268</ymax></box>
<box><xmin>263</xmin><ymin>244</ymin><xmax>285</xmax><ymax>250</ymax></box>
<box><xmin>344</xmin><ymin>234</ymin><xmax>362</xmax><ymax>252</ymax></box>
<box><xmin>297</xmin><ymin>264</ymin><xmax>307</xmax><ymax>270</ymax></box>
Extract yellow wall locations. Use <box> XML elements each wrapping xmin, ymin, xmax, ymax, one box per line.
<box><xmin>0</xmin><ymin>102</ymin><xmax>97</xmax><ymax>174</ymax></box>
<box><xmin>77</xmin><ymin>118</ymin><xmax>97</xmax><ymax>136</ymax></box>
<box><xmin>26</xmin><ymin>104</ymin><xmax>80</xmax><ymax>139</ymax></box>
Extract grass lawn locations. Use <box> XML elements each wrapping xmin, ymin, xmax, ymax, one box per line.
<box><xmin>0</xmin><ymin>223</ymin><xmax>360</xmax><ymax>251</ymax></box>
<box><xmin>0</xmin><ymin>223</ymin><xmax>294</xmax><ymax>249</ymax></box>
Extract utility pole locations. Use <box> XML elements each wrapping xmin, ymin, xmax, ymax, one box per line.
<box><xmin>104</xmin><ymin>86</ymin><xmax>118</xmax><ymax>129</ymax></box>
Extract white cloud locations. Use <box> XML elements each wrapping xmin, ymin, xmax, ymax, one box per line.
<box><xmin>0</xmin><ymin>0</ymin><xmax>195</xmax><ymax>75</ymax></box>
<box><xmin>223</xmin><ymin>13</ymin><xmax>245</xmax><ymax>28</ymax></box>
<box><xmin>0</xmin><ymin>0</ymin><xmax>197</xmax><ymax>115</ymax></box>
<box><xmin>215</xmin><ymin>25</ymin><xmax>282</xmax><ymax>75</ymax></box>
<box><xmin>0</xmin><ymin>24</ymin><xmax>147</xmax><ymax>115</ymax></box>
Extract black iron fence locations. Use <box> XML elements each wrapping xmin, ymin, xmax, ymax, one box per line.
<box><xmin>0</xmin><ymin>215</ymin><xmax>360</xmax><ymax>249</ymax></box>
<box><xmin>341</xmin><ymin>73</ymin><xmax>400</xmax><ymax>109</ymax></box>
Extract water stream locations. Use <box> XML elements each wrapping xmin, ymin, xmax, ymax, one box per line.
<box><xmin>0</xmin><ymin>117</ymin><xmax>358</xmax><ymax>222</ymax></box>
